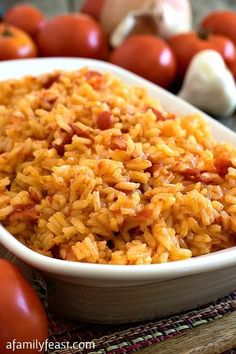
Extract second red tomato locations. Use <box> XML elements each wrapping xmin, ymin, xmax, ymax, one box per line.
<box><xmin>109</xmin><ymin>35</ymin><xmax>176</xmax><ymax>89</ymax></box>
<box><xmin>168</xmin><ymin>31</ymin><xmax>236</xmax><ymax>78</ymax></box>
<box><xmin>36</xmin><ymin>14</ymin><xmax>107</xmax><ymax>59</ymax></box>
<box><xmin>201</xmin><ymin>11</ymin><xmax>236</xmax><ymax>47</ymax></box>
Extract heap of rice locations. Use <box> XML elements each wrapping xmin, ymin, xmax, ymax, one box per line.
<box><xmin>0</xmin><ymin>68</ymin><xmax>236</xmax><ymax>265</ymax></box>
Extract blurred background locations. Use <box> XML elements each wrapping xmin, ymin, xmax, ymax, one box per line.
<box><xmin>1</xmin><ymin>0</ymin><xmax>236</xmax><ymax>24</ymax></box>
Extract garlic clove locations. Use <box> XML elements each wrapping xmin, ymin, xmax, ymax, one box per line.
<box><xmin>178</xmin><ymin>50</ymin><xmax>236</xmax><ymax>117</ymax></box>
<box><xmin>101</xmin><ymin>0</ymin><xmax>145</xmax><ymax>35</ymax></box>
<box><xmin>155</xmin><ymin>1</ymin><xmax>192</xmax><ymax>39</ymax></box>
<box><xmin>110</xmin><ymin>8</ymin><xmax>157</xmax><ymax>48</ymax></box>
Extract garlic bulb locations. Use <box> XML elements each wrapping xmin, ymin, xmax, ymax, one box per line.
<box><xmin>178</xmin><ymin>50</ymin><xmax>236</xmax><ymax>117</ymax></box>
<box><xmin>100</xmin><ymin>0</ymin><xmax>192</xmax><ymax>47</ymax></box>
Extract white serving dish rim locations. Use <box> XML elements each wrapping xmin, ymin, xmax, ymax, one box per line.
<box><xmin>0</xmin><ymin>57</ymin><xmax>236</xmax><ymax>282</ymax></box>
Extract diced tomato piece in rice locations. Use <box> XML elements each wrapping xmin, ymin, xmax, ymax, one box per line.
<box><xmin>147</xmin><ymin>107</ymin><xmax>176</xmax><ymax>121</ymax></box>
<box><xmin>214</xmin><ymin>158</ymin><xmax>234</xmax><ymax>177</ymax></box>
<box><xmin>42</xmin><ymin>74</ymin><xmax>60</xmax><ymax>89</ymax></box>
<box><xmin>96</xmin><ymin>111</ymin><xmax>114</xmax><ymax>130</ymax></box>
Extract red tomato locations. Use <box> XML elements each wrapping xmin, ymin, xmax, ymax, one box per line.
<box><xmin>201</xmin><ymin>11</ymin><xmax>236</xmax><ymax>47</ymax></box>
<box><xmin>109</xmin><ymin>35</ymin><xmax>176</xmax><ymax>88</ymax></box>
<box><xmin>36</xmin><ymin>14</ymin><xmax>108</xmax><ymax>59</ymax></box>
<box><xmin>4</xmin><ymin>4</ymin><xmax>45</xmax><ymax>38</ymax></box>
<box><xmin>0</xmin><ymin>259</ymin><xmax>48</xmax><ymax>354</ymax></box>
<box><xmin>81</xmin><ymin>0</ymin><xmax>106</xmax><ymax>21</ymax></box>
<box><xmin>168</xmin><ymin>31</ymin><xmax>236</xmax><ymax>78</ymax></box>
<box><xmin>0</xmin><ymin>24</ymin><xmax>37</xmax><ymax>60</ymax></box>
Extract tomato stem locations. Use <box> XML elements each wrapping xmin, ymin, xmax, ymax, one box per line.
<box><xmin>197</xmin><ymin>27</ymin><xmax>210</xmax><ymax>40</ymax></box>
<box><xmin>2</xmin><ymin>25</ymin><xmax>13</xmax><ymax>37</ymax></box>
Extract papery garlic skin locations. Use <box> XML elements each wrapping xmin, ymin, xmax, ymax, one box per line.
<box><xmin>178</xmin><ymin>50</ymin><xmax>236</xmax><ymax>117</ymax></box>
<box><xmin>106</xmin><ymin>0</ymin><xmax>192</xmax><ymax>47</ymax></box>
<box><xmin>155</xmin><ymin>1</ymin><xmax>192</xmax><ymax>39</ymax></box>
<box><xmin>101</xmin><ymin>0</ymin><xmax>145</xmax><ymax>35</ymax></box>
<box><xmin>111</xmin><ymin>14</ymin><xmax>138</xmax><ymax>48</ymax></box>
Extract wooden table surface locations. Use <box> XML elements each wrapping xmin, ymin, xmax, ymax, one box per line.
<box><xmin>139</xmin><ymin>310</ymin><xmax>236</xmax><ymax>354</ymax></box>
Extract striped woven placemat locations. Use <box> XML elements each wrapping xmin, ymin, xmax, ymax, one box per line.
<box><xmin>47</xmin><ymin>293</ymin><xmax>236</xmax><ymax>354</ymax></box>
<box><xmin>1</xmin><ymin>244</ymin><xmax>236</xmax><ymax>354</ymax></box>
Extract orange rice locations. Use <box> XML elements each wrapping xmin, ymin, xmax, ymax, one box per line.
<box><xmin>0</xmin><ymin>67</ymin><xmax>236</xmax><ymax>265</ymax></box>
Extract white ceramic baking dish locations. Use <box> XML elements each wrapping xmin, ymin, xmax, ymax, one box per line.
<box><xmin>0</xmin><ymin>58</ymin><xmax>236</xmax><ymax>323</ymax></box>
